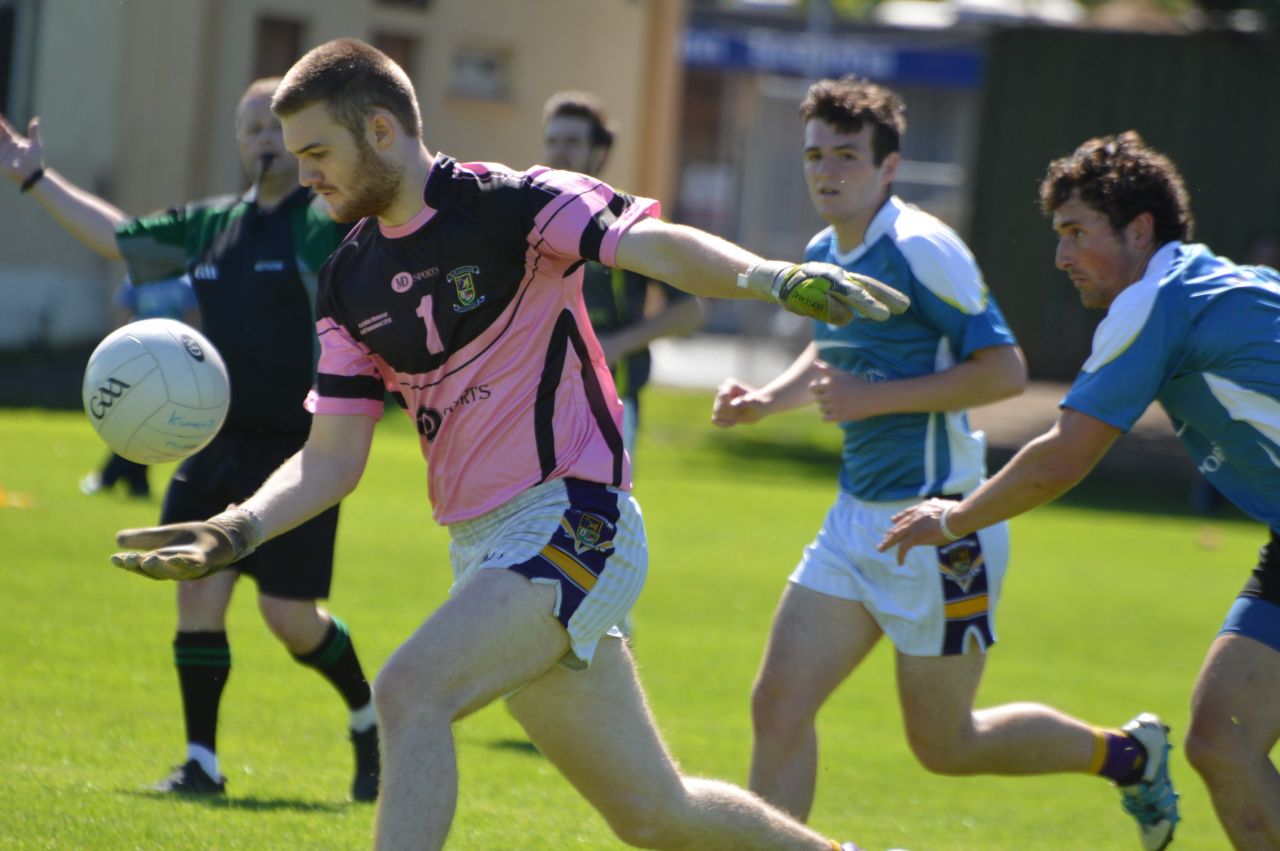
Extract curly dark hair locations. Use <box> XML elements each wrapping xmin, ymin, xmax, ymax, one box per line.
<box><xmin>1039</xmin><ymin>131</ymin><xmax>1193</xmax><ymax>243</ymax></box>
<box><xmin>543</xmin><ymin>91</ymin><xmax>615</xmax><ymax>151</ymax></box>
<box><xmin>798</xmin><ymin>77</ymin><xmax>906</xmax><ymax>166</ymax></box>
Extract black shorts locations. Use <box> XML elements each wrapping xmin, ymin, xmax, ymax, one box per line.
<box><xmin>162</xmin><ymin>428</ymin><xmax>340</xmax><ymax>600</ymax></box>
<box><xmin>1241</xmin><ymin>530</ymin><xmax>1280</xmax><ymax>606</ymax></box>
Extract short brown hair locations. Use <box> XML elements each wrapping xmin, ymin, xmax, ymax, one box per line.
<box><xmin>799</xmin><ymin>77</ymin><xmax>906</xmax><ymax>165</ymax></box>
<box><xmin>543</xmin><ymin>90</ymin><xmax>614</xmax><ymax>150</ymax></box>
<box><xmin>1039</xmin><ymin>131</ymin><xmax>1194</xmax><ymax>243</ymax></box>
<box><xmin>272</xmin><ymin>38</ymin><xmax>422</xmax><ymax>140</ymax></box>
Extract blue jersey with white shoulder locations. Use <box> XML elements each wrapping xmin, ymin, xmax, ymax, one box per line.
<box><xmin>809</xmin><ymin>196</ymin><xmax>1017</xmax><ymax>501</ymax></box>
<box><xmin>1063</xmin><ymin>242</ymin><xmax>1280</xmax><ymax>532</ymax></box>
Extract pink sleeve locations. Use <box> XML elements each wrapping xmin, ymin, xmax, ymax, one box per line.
<box><xmin>304</xmin><ymin>317</ymin><xmax>386</xmax><ymax>419</ymax></box>
<box><xmin>526</xmin><ymin>166</ymin><xmax>661</xmax><ymax>266</ymax></box>
<box><xmin>598</xmin><ymin>198</ymin><xmax>660</xmax><ymax>268</ymax></box>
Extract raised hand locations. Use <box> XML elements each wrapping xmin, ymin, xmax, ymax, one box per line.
<box><xmin>0</xmin><ymin>113</ymin><xmax>43</xmax><ymax>187</ymax></box>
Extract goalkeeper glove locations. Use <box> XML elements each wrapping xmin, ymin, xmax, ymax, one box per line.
<box><xmin>738</xmin><ymin>260</ymin><xmax>910</xmax><ymax>325</ymax></box>
<box><xmin>111</xmin><ymin>507</ymin><xmax>266</xmax><ymax>581</ymax></box>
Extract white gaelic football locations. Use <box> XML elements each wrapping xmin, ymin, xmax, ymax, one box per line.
<box><xmin>82</xmin><ymin>318</ymin><xmax>230</xmax><ymax>464</ymax></box>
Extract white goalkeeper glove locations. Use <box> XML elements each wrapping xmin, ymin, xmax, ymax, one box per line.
<box><xmin>111</xmin><ymin>507</ymin><xmax>266</xmax><ymax>581</ymax></box>
<box><xmin>738</xmin><ymin>260</ymin><xmax>910</xmax><ymax>325</ymax></box>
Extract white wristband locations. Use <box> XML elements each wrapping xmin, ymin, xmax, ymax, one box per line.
<box><xmin>209</xmin><ymin>506</ymin><xmax>268</xmax><ymax>556</ymax></box>
<box><xmin>938</xmin><ymin>504</ymin><xmax>963</xmax><ymax>542</ymax></box>
<box><xmin>738</xmin><ymin>261</ymin><xmax>788</xmax><ymax>301</ymax></box>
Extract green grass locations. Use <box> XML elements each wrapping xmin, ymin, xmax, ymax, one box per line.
<box><xmin>0</xmin><ymin>389</ymin><xmax>1264</xmax><ymax>850</ymax></box>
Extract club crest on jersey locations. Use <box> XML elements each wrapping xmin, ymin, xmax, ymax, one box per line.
<box><xmin>559</xmin><ymin>513</ymin><xmax>615</xmax><ymax>556</ymax></box>
<box><xmin>937</xmin><ymin>538</ymin><xmax>985</xmax><ymax>594</ymax></box>
<box><xmin>448</xmin><ymin>266</ymin><xmax>485</xmax><ymax>313</ymax></box>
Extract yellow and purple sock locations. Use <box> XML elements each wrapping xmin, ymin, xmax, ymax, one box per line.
<box><xmin>1089</xmin><ymin>727</ymin><xmax>1147</xmax><ymax>785</ymax></box>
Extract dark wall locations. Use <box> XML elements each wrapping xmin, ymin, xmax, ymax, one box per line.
<box><xmin>970</xmin><ymin>26</ymin><xmax>1280</xmax><ymax>380</ymax></box>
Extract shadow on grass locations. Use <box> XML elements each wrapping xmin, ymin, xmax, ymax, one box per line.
<box><xmin>708</xmin><ymin>433</ymin><xmax>838</xmax><ymax>479</ymax></box>
<box><xmin>121</xmin><ymin>789</ymin><xmax>354</xmax><ymax>813</ymax></box>
<box><xmin>487</xmin><ymin>738</ymin><xmax>542</xmax><ymax>757</ymax></box>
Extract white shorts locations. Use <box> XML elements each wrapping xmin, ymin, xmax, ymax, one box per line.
<box><xmin>447</xmin><ymin>478</ymin><xmax>648</xmax><ymax>669</ymax></box>
<box><xmin>790</xmin><ymin>491</ymin><xmax>1010</xmax><ymax>657</ymax></box>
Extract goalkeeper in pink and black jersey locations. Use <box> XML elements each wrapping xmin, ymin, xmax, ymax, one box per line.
<box><xmin>110</xmin><ymin>38</ymin><xmax>909</xmax><ymax>851</ymax></box>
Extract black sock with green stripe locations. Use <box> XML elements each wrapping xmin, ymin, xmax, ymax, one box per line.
<box><xmin>174</xmin><ymin>631</ymin><xmax>231</xmax><ymax>753</ymax></box>
<box><xmin>293</xmin><ymin>616</ymin><xmax>373</xmax><ymax>715</ymax></box>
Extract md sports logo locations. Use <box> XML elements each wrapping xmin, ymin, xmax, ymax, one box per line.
<box><xmin>415</xmin><ymin>406</ymin><xmax>443</xmax><ymax>441</ymax></box>
<box><xmin>392</xmin><ymin>266</ymin><xmax>440</xmax><ymax>293</ymax></box>
<box><xmin>87</xmin><ymin>377</ymin><xmax>132</xmax><ymax>420</ymax></box>
<box><xmin>179</xmin><ymin>334</ymin><xmax>206</xmax><ymax>361</ymax></box>
<box><xmin>413</xmin><ymin>384</ymin><xmax>492</xmax><ymax>442</ymax></box>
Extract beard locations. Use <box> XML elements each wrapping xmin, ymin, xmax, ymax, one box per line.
<box><xmin>326</xmin><ymin>137</ymin><xmax>404</xmax><ymax>222</ymax></box>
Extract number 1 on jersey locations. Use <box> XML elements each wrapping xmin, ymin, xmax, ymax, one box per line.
<box><xmin>416</xmin><ymin>295</ymin><xmax>444</xmax><ymax>355</ymax></box>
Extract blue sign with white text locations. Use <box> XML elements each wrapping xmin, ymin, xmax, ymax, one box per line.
<box><xmin>682</xmin><ymin>26</ymin><xmax>983</xmax><ymax>89</ymax></box>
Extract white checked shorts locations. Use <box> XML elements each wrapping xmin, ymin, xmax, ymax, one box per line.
<box><xmin>448</xmin><ymin>477</ymin><xmax>648</xmax><ymax>669</ymax></box>
<box><xmin>791</xmin><ymin>490</ymin><xmax>1010</xmax><ymax>657</ymax></box>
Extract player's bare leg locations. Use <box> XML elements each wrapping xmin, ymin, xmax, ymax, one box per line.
<box><xmin>509</xmin><ymin>635</ymin><xmax>841</xmax><ymax>850</ymax></box>
<box><xmin>749</xmin><ymin>584</ymin><xmax>881</xmax><ymax>819</ymax></box>
<box><xmin>1186</xmin><ymin>633</ymin><xmax>1280</xmax><ymax>849</ymax></box>
<box><xmin>895</xmin><ymin>648</ymin><xmax>1099</xmax><ymax>774</ymax></box>
<box><xmin>256</xmin><ymin>593</ymin><xmax>330</xmax><ymax>654</ymax></box>
<box><xmin>176</xmin><ymin>568</ymin><xmax>237</xmax><ymax>630</ymax></box>
<box><xmin>260</xmin><ymin>591</ymin><xmax>379</xmax><ymax>802</ymax></box>
<box><xmin>370</xmin><ymin>568</ymin><xmax>570</xmax><ymax>850</ymax></box>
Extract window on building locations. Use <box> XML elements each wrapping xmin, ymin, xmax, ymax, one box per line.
<box><xmin>372</xmin><ymin>32</ymin><xmax>417</xmax><ymax>74</ymax></box>
<box><xmin>254</xmin><ymin>16</ymin><xmax>304</xmax><ymax>78</ymax></box>
<box><xmin>449</xmin><ymin>46</ymin><xmax>511</xmax><ymax>101</ymax></box>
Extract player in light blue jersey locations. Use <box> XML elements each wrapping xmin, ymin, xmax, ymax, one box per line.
<box><xmin>714</xmin><ymin>79</ymin><xmax>1170</xmax><ymax>847</ymax></box>
<box><xmin>884</xmin><ymin>131</ymin><xmax>1280</xmax><ymax>848</ymax></box>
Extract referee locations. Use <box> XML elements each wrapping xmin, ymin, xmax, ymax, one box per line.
<box><xmin>0</xmin><ymin>79</ymin><xmax>380</xmax><ymax>800</ymax></box>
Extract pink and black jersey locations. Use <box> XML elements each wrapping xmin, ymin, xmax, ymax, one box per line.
<box><xmin>306</xmin><ymin>156</ymin><xmax>659</xmax><ymax>524</ymax></box>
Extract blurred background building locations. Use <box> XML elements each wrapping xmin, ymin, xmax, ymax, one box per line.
<box><xmin>0</xmin><ymin>0</ymin><xmax>683</xmax><ymax>366</ymax></box>
<box><xmin>1</xmin><ymin>0</ymin><xmax>1277</xmax><ymax>404</ymax></box>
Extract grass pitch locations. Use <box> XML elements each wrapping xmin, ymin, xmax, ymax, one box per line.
<box><xmin>0</xmin><ymin>389</ymin><xmax>1261</xmax><ymax>849</ymax></box>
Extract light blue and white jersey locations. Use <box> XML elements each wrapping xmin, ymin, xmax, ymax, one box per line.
<box><xmin>114</xmin><ymin>274</ymin><xmax>197</xmax><ymax>321</ymax></box>
<box><xmin>1063</xmin><ymin>242</ymin><xmax>1280</xmax><ymax>532</ymax></box>
<box><xmin>808</xmin><ymin>196</ymin><xmax>1017</xmax><ymax>502</ymax></box>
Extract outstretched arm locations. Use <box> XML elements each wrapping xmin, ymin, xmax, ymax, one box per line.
<box><xmin>613</xmin><ymin>217</ymin><xmax>910</xmax><ymax>325</ymax></box>
<box><xmin>0</xmin><ymin>113</ymin><xmax>127</xmax><ymax>259</ymax></box>
<box><xmin>877</xmin><ymin>407</ymin><xmax>1121</xmax><ymax>562</ymax></box>
<box><xmin>112</xmin><ymin>413</ymin><xmax>376</xmax><ymax>580</ymax></box>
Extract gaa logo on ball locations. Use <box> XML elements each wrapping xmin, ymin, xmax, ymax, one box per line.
<box><xmin>180</xmin><ymin>334</ymin><xmax>206</xmax><ymax>361</ymax></box>
<box><xmin>82</xmin><ymin>318</ymin><xmax>230</xmax><ymax>464</ymax></box>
